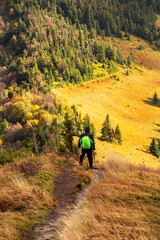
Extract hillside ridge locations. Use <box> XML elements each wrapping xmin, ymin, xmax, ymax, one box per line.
<box><xmin>24</xmin><ymin>164</ymin><xmax>102</xmax><ymax>240</ymax></box>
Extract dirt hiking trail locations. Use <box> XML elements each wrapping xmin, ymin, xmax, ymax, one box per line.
<box><xmin>23</xmin><ymin>163</ymin><xmax>102</xmax><ymax>240</ymax></box>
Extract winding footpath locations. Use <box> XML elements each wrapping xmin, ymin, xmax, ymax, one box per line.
<box><xmin>23</xmin><ymin>164</ymin><xmax>103</xmax><ymax>240</ymax></box>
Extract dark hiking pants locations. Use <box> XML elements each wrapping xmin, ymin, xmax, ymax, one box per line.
<box><xmin>80</xmin><ymin>148</ymin><xmax>93</xmax><ymax>168</ymax></box>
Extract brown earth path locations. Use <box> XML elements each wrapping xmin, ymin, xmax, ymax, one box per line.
<box><xmin>23</xmin><ymin>163</ymin><xmax>102</xmax><ymax>240</ymax></box>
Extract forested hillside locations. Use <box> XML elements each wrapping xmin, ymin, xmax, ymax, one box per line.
<box><xmin>0</xmin><ymin>0</ymin><xmax>127</xmax><ymax>92</ymax></box>
<box><xmin>0</xmin><ymin>1</ymin><xmax>160</xmax><ymax>239</ymax></box>
<box><xmin>56</xmin><ymin>0</ymin><xmax>160</xmax><ymax>41</ymax></box>
<box><xmin>1</xmin><ymin>0</ymin><xmax>160</xmax><ymax>93</ymax></box>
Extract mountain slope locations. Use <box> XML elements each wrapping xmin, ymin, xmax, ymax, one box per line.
<box><xmin>1</xmin><ymin>0</ymin><xmax>160</xmax><ymax>92</ymax></box>
<box><xmin>59</xmin><ymin>159</ymin><xmax>160</xmax><ymax>240</ymax></box>
<box><xmin>0</xmin><ymin>1</ymin><xmax>160</xmax><ymax>239</ymax></box>
<box><xmin>55</xmin><ymin>46</ymin><xmax>160</xmax><ymax>168</ymax></box>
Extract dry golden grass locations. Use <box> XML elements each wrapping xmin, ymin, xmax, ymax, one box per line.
<box><xmin>0</xmin><ymin>153</ymin><xmax>67</xmax><ymax>240</ymax></box>
<box><xmin>73</xmin><ymin>165</ymin><xmax>94</xmax><ymax>186</ymax></box>
<box><xmin>110</xmin><ymin>35</ymin><xmax>160</xmax><ymax>70</ymax></box>
<box><xmin>0</xmin><ymin>152</ymin><xmax>95</xmax><ymax>239</ymax></box>
<box><xmin>1</xmin><ymin>35</ymin><xmax>160</xmax><ymax>239</ymax></box>
<box><xmin>53</xmin><ymin>41</ymin><xmax>160</xmax><ymax>239</ymax></box>
<box><xmin>58</xmin><ymin>156</ymin><xmax>160</xmax><ymax>240</ymax></box>
<box><xmin>54</xmin><ymin>66</ymin><xmax>160</xmax><ymax>169</ymax></box>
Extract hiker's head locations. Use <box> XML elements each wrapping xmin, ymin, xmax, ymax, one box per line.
<box><xmin>85</xmin><ymin>126</ymin><xmax>90</xmax><ymax>135</ymax></box>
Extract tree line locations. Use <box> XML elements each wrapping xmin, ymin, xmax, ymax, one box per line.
<box><xmin>0</xmin><ymin>0</ymin><xmax>160</xmax><ymax>93</ymax></box>
<box><xmin>0</xmin><ymin>0</ymin><xmax>129</xmax><ymax>92</ymax></box>
<box><xmin>56</xmin><ymin>0</ymin><xmax>160</xmax><ymax>43</ymax></box>
<box><xmin>5</xmin><ymin>0</ymin><xmax>160</xmax><ymax>42</ymax></box>
<box><xmin>0</xmin><ymin>87</ymin><xmax>96</xmax><ymax>164</ymax></box>
<box><xmin>101</xmin><ymin>114</ymin><xmax>122</xmax><ymax>144</ymax></box>
<box><xmin>0</xmin><ymin>87</ymin><xmax>123</xmax><ymax>164</ymax></box>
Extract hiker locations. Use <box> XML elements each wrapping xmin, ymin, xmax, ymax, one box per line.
<box><xmin>78</xmin><ymin>126</ymin><xmax>96</xmax><ymax>168</ymax></box>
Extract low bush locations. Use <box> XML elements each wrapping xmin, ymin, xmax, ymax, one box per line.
<box><xmin>0</xmin><ymin>149</ymin><xmax>30</xmax><ymax>165</ymax></box>
<box><xmin>0</xmin><ymin>151</ymin><xmax>14</xmax><ymax>164</ymax></box>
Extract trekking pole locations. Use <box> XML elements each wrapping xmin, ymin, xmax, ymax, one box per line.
<box><xmin>93</xmin><ymin>150</ymin><xmax>96</xmax><ymax>164</ymax></box>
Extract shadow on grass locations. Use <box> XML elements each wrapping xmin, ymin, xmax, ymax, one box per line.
<box><xmin>153</xmin><ymin>124</ymin><xmax>160</xmax><ymax>133</ymax></box>
<box><xmin>140</xmin><ymin>147</ymin><xmax>150</xmax><ymax>154</ymax></box>
<box><xmin>97</xmin><ymin>137</ymin><xmax>106</xmax><ymax>141</ymax></box>
<box><xmin>143</xmin><ymin>98</ymin><xmax>160</xmax><ymax>108</ymax></box>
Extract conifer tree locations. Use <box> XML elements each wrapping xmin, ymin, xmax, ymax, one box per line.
<box><xmin>101</xmin><ymin>114</ymin><xmax>112</xmax><ymax>142</ymax></box>
<box><xmin>115</xmin><ymin>124</ymin><xmax>122</xmax><ymax>144</ymax></box>
<box><xmin>149</xmin><ymin>137</ymin><xmax>159</xmax><ymax>158</ymax></box>
<box><xmin>31</xmin><ymin>130</ymin><xmax>40</xmax><ymax>155</ymax></box>
<box><xmin>105</xmin><ymin>23</ymin><xmax>111</xmax><ymax>36</ymax></box>
<box><xmin>153</xmin><ymin>91</ymin><xmax>158</xmax><ymax>105</ymax></box>
<box><xmin>127</xmin><ymin>55</ymin><xmax>132</xmax><ymax>66</ymax></box>
<box><xmin>58</xmin><ymin>104</ymin><xmax>63</xmax><ymax>115</ymax></box>
<box><xmin>158</xmin><ymin>139</ymin><xmax>160</xmax><ymax>151</ymax></box>
<box><xmin>126</xmin><ymin>69</ymin><xmax>129</xmax><ymax>76</ymax></box>
<box><xmin>51</xmin><ymin>118</ymin><xmax>60</xmax><ymax>149</ymax></box>
<box><xmin>71</xmin><ymin>104</ymin><xmax>83</xmax><ymax>136</ymax></box>
<box><xmin>83</xmin><ymin>114</ymin><xmax>96</xmax><ymax>136</ymax></box>
<box><xmin>77</xmin><ymin>113</ymin><xmax>83</xmax><ymax>135</ymax></box>
<box><xmin>62</xmin><ymin>112</ymin><xmax>73</xmax><ymax>153</ymax></box>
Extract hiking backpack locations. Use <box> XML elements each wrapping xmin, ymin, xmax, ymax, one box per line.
<box><xmin>80</xmin><ymin>136</ymin><xmax>93</xmax><ymax>149</ymax></box>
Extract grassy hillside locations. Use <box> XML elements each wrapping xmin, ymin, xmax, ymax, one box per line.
<box><xmin>55</xmin><ymin>69</ymin><xmax>160</xmax><ymax>168</ymax></box>
<box><xmin>0</xmin><ymin>154</ymin><xmax>93</xmax><ymax>240</ymax></box>
<box><xmin>0</xmin><ymin>1</ymin><xmax>160</xmax><ymax>239</ymax></box>
<box><xmin>110</xmin><ymin>35</ymin><xmax>160</xmax><ymax>70</ymax></box>
<box><xmin>55</xmin><ymin>36</ymin><xmax>160</xmax><ymax>169</ymax></box>
<box><xmin>53</xmin><ymin>38</ymin><xmax>160</xmax><ymax>240</ymax></box>
<box><xmin>59</xmin><ymin>158</ymin><xmax>160</xmax><ymax>240</ymax></box>
<box><xmin>0</xmin><ymin>153</ymin><xmax>59</xmax><ymax>240</ymax></box>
